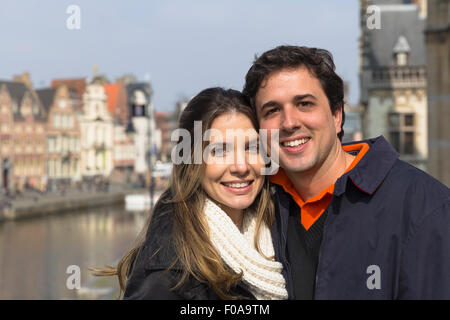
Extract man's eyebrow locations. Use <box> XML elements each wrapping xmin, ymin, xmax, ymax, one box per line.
<box><xmin>260</xmin><ymin>94</ymin><xmax>317</xmax><ymax>111</ymax></box>
<box><xmin>292</xmin><ymin>94</ymin><xmax>317</xmax><ymax>102</ymax></box>
<box><xmin>260</xmin><ymin>100</ymin><xmax>280</xmax><ymax>111</ymax></box>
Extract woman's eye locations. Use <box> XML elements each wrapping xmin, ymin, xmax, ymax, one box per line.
<box><xmin>247</xmin><ymin>144</ymin><xmax>258</xmax><ymax>153</ymax></box>
<box><xmin>212</xmin><ymin>147</ymin><xmax>225</xmax><ymax>157</ymax></box>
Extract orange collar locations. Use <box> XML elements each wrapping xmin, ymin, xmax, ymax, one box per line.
<box><xmin>271</xmin><ymin>142</ymin><xmax>370</xmax><ymax>230</ymax></box>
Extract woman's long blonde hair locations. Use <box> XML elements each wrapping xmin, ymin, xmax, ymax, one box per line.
<box><xmin>92</xmin><ymin>88</ymin><xmax>275</xmax><ymax>299</ymax></box>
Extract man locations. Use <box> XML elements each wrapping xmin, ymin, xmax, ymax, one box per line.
<box><xmin>243</xmin><ymin>45</ymin><xmax>450</xmax><ymax>299</ymax></box>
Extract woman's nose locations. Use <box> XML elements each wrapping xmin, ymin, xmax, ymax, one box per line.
<box><xmin>229</xmin><ymin>150</ymin><xmax>250</xmax><ymax>176</ymax></box>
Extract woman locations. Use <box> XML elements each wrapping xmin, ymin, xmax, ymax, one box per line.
<box><xmin>96</xmin><ymin>88</ymin><xmax>287</xmax><ymax>300</ymax></box>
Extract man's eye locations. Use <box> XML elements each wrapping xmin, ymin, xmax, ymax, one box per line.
<box><xmin>298</xmin><ymin>101</ymin><xmax>313</xmax><ymax>107</ymax></box>
<box><xmin>265</xmin><ymin>108</ymin><xmax>279</xmax><ymax>117</ymax></box>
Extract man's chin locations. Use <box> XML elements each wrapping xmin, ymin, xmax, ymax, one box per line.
<box><xmin>280</xmin><ymin>162</ymin><xmax>313</xmax><ymax>174</ymax></box>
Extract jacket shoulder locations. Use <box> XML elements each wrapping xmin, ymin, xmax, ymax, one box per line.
<box><xmin>140</xmin><ymin>200</ymin><xmax>179</xmax><ymax>271</ymax></box>
<box><xmin>381</xmin><ymin>159</ymin><xmax>450</xmax><ymax>239</ymax></box>
<box><xmin>388</xmin><ymin>159</ymin><xmax>450</xmax><ymax>203</ymax></box>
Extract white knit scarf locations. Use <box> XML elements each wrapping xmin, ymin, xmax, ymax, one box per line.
<box><xmin>204</xmin><ymin>198</ymin><xmax>288</xmax><ymax>300</ymax></box>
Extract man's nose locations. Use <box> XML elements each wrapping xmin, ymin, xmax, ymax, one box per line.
<box><xmin>281</xmin><ymin>105</ymin><xmax>301</xmax><ymax>132</ymax></box>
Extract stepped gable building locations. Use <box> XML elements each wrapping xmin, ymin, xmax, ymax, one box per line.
<box><xmin>359</xmin><ymin>0</ymin><xmax>428</xmax><ymax>171</ymax></box>
<box><xmin>0</xmin><ymin>73</ymin><xmax>47</xmax><ymax>193</ymax></box>
<box><xmin>37</xmin><ymin>84</ymin><xmax>81</xmax><ymax>190</ymax></box>
<box><xmin>51</xmin><ymin>78</ymin><xmax>86</xmax><ymax>117</ymax></box>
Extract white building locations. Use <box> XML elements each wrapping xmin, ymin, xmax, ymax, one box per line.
<box><xmin>80</xmin><ymin>77</ymin><xmax>114</xmax><ymax>178</ymax></box>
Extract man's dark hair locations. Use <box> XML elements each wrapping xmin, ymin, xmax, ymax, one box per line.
<box><xmin>242</xmin><ymin>45</ymin><xmax>345</xmax><ymax>141</ymax></box>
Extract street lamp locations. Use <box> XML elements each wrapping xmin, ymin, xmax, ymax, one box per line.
<box><xmin>146</xmin><ymin>104</ymin><xmax>156</xmax><ymax>209</ymax></box>
<box><xmin>125</xmin><ymin>119</ymin><xmax>136</xmax><ymax>188</ymax></box>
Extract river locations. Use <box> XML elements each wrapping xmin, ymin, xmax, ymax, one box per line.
<box><xmin>0</xmin><ymin>204</ymin><xmax>149</xmax><ymax>299</ymax></box>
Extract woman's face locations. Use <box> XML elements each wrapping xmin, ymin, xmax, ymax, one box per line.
<box><xmin>201</xmin><ymin>112</ymin><xmax>265</xmax><ymax>213</ymax></box>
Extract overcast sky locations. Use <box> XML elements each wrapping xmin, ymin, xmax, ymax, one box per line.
<box><xmin>0</xmin><ymin>0</ymin><xmax>360</xmax><ymax>111</ymax></box>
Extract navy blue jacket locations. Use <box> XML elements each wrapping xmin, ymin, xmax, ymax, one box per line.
<box><xmin>271</xmin><ymin>136</ymin><xmax>450</xmax><ymax>299</ymax></box>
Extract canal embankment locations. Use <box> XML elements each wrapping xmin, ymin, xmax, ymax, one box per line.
<box><xmin>0</xmin><ymin>186</ymin><xmax>151</xmax><ymax>222</ymax></box>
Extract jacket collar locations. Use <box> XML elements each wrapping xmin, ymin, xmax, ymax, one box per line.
<box><xmin>335</xmin><ymin>135</ymin><xmax>399</xmax><ymax>196</ymax></box>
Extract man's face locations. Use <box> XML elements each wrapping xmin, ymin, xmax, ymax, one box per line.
<box><xmin>254</xmin><ymin>67</ymin><xmax>342</xmax><ymax>175</ymax></box>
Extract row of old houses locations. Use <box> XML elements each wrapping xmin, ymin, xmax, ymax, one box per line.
<box><xmin>0</xmin><ymin>72</ymin><xmax>165</xmax><ymax>194</ymax></box>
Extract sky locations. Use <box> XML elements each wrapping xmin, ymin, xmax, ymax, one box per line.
<box><xmin>0</xmin><ymin>0</ymin><xmax>360</xmax><ymax>112</ymax></box>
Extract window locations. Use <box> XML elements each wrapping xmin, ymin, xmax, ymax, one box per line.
<box><xmin>74</xmin><ymin>159</ymin><xmax>79</xmax><ymax>175</ymax></box>
<box><xmin>134</xmin><ymin>105</ymin><xmax>143</xmax><ymax>116</ymax></box>
<box><xmin>68</xmin><ymin>115</ymin><xmax>73</xmax><ymax>128</ymax></box>
<box><xmin>12</xmin><ymin>100</ymin><xmax>18</xmax><ymax>114</ymax></box>
<box><xmin>396</xmin><ymin>52</ymin><xmax>408</xmax><ymax>66</ymax></box>
<box><xmin>53</xmin><ymin>114</ymin><xmax>60</xmax><ymax>128</ymax></box>
<box><xmin>46</xmin><ymin>160</ymin><xmax>51</xmax><ymax>177</ymax></box>
<box><xmin>388</xmin><ymin>113</ymin><xmax>415</xmax><ymax>155</ymax></box>
<box><xmin>33</xmin><ymin>103</ymin><xmax>39</xmax><ymax>116</ymax></box>
<box><xmin>47</xmin><ymin>136</ymin><xmax>56</xmax><ymax>153</ymax></box>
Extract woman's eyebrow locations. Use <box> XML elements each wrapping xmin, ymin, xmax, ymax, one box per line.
<box><xmin>244</xmin><ymin>137</ymin><xmax>260</xmax><ymax>149</ymax></box>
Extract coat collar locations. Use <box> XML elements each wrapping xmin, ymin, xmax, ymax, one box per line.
<box><xmin>335</xmin><ymin>135</ymin><xmax>399</xmax><ymax>196</ymax></box>
<box><xmin>271</xmin><ymin>135</ymin><xmax>399</xmax><ymax>198</ymax></box>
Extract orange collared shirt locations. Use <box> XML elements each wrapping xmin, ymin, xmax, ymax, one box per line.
<box><xmin>271</xmin><ymin>143</ymin><xmax>370</xmax><ymax>230</ymax></box>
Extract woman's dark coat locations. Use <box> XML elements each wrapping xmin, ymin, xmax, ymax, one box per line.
<box><xmin>123</xmin><ymin>201</ymin><xmax>256</xmax><ymax>300</ymax></box>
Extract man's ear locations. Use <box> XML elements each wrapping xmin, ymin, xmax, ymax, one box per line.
<box><xmin>333</xmin><ymin>106</ymin><xmax>343</xmax><ymax>135</ymax></box>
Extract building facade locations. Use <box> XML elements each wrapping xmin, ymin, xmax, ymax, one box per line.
<box><xmin>155</xmin><ymin>111</ymin><xmax>174</xmax><ymax>162</ymax></box>
<box><xmin>425</xmin><ymin>0</ymin><xmax>450</xmax><ymax>186</ymax></box>
<box><xmin>80</xmin><ymin>77</ymin><xmax>114</xmax><ymax>179</ymax></box>
<box><xmin>0</xmin><ymin>76</ymin><xmax>47</xmax><ymax>193</ymax></box>
<box><xmin>359</xmin><ymin>0</ymin><xmax>428</xmax><ymax>171</ymax></box>
<box><xmin>104</xmin><ymin>83</ymin><xmax>135</xmax><ymax>184</ymax></box>
<box><xmin>37</xmin><ymin>84</ymin><xmax>81</xmax><ymax>190</ymax></box>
